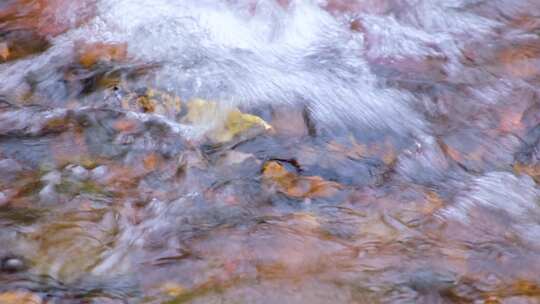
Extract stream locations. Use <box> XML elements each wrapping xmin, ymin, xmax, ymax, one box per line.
<box><xmin>0</xmin><ymin>0</ymin><xmax>540</xmax><ymax>303</ymax></box>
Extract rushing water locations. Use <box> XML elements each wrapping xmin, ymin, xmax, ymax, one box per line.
<box><xmin>0</xmin><ymin>0</ymin><xmax>539</xmax><ymax>303</ymax></box>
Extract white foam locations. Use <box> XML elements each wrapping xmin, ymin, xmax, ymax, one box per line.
<box><xmin>437</xmin><ymin>172</ymin><xmax>540</xmax><ymax>243</ymax></box>
<box><xmin>0</xmin><ymin>0</ymin><xmax>530</xmax><ymax>138</ymax></box>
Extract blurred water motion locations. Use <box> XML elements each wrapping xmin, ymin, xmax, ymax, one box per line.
<box><xmin>0</xmin><ymin>0</ymin><xmax>540</xmax><ymax>303</ymax></box>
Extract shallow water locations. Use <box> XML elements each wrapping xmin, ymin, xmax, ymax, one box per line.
<box><xmin>0</xmin><ymin>0</ymin><xmax>539</xmax><ymax>303</ymax></box>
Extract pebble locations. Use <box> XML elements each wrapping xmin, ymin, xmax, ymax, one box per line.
<box><xmin>69</xmin><ymin>165</ymin><xmax>89</xmax><ymax>180</ymax></box>
<box><xmin>90</xmin><ymin>165</ymin><xmax>109</xmax><ymax>182</ymax></box>
<box><xmin>41</xmin><ymin>171</ymin><xmax>61</xmax><ymax>185</ymax></box>
<box><xmin>0</xmin><ymin>256</ymin><xmax>26</xmax><ymax>272</ymax></box>
<box><xmin>38</xmin><ymin>184</ymin><xmax>58</xmax><ymax>204</ymax></box>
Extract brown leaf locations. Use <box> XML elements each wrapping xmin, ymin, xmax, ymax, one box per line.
<box><xmin>423</xmin><ymin>191</ymin><xmax>445</xmax><ymax>215</ymax></box>
<box><xmin>113</xmin><ymin>118</ymin><xmax>139</xmax><ymax>133</ymax></box>
<box><xmin>0</xmin><ymin>0</ymin><xmax>96</xmax><ymax>37</ymax></box>
<box><xmin>77</xmin><ymin>42</ymin><xmax>128</xmax><ymax>68</ymax></box>
<box><xmin>514</xmin><ymin>163</ymin><xmax>540</xmax><ymax>183</ymax></box>
<box><xmin>262</xmin><ymin>161</ymin><xmax>343</xmax><ymax>199</ymax></box>
<box><xmin>143</xmin><ymin>153</ymin><xmax>162</xmax><ymax>171</ymax></box>
<box><xmin>498</xmin><ymin>108</ymin><xmax>524</xmax><ymax>133</ymax></box>
<box><xmin>0</xmin><ymin>42</ymin><xmax>10</xmax><ymax>61</ymax></box>
<box><xmin>498</xmin><ymin>41</ymin><xmax>540</xmax><ymax>78</ymax></box>
<box><xmin>512</xmin><ymin>280</ymin><xmax>540</xmax><ymax>296</ymax></box>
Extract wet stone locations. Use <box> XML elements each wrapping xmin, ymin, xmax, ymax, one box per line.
<box><xmin>0</xmin><ymin>256</ymin><xmax>26</xmax><ymax>273</ymax></box>
<box><xmin>40</xmin><ymin>171</ymin><xmax>62</xmax><ymax>185</ymax></box>
<box><xmin>408</xmin><ymin>269</ymin><xmax>456</xmax><ymax>293</ymax></box>
<box><xmin>38</xmin><ymin>184</ymin><xmax>58</xmax><ymax>204</ymax></box>
<box><xmin>90</xmin><ymin>165</ymin><xmax>109</xmax><ymax>182</ymax></box>
<box><xmin>65</xmin><ymin>165</ymin><xmax>89</xmax><ymax>181</ymax></box>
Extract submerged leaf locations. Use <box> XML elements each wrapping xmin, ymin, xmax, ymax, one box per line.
<box><xmin>214</xmin><ymin>109</ymin><xmax>272</xmax><ymax>143</ymax></box>
<box><xmin>160</xmin><ymin>282</ymin><xmax>187</xmax><ymax>297</ymax></box>
<box><xmin>514</xmin><ymin>163</ymin><xmax>540</xmax><ymax>183</ymax></box>
<box><xmin>182</xmin><ymin>98</ymin><xmax>219</xmax><ymax>125</ymax></box>
<box><xmin>0</xmin><ymin>42</ymin><xmax>9</xmax><ymax>61</ymax></box>
<box><xmin>262</xmin><ymin>161</ymin><xmax>343</xmax><ymax>199</ymax></box>
<box><xmin>119</xmin><ymin>87</ymin><xmax>182</xmax><ymax>119</ymax></box>
<box><xmin>77</xmin><ymin>42</ymin><xmax>128</xmax><ymax>68</ymax></box>
<box><xmin>183</xmin><ymin>98</ymin><xmax>272</xmax><ymax>143</ymax></box>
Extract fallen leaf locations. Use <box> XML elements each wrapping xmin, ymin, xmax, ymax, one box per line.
<box><xmin>182</xmin><ymin>98</ymin><xmax>272</xmax><ymax>143</ymax></box>
<box><xmin>262</xmin><ymin>161</ymin><xmax>342</xmax><ymax>199</ymax></box>
<box><xmin>498</xmin><ymin>41</ymin><xmax>540</xmax><ymax>78</ymax></box>
<box><xmin>483</xmin><ymin>296</ymin><xmax>500</xmax><ymax>304</ymax></box>
<box><xmin>160</xmin><ymin>282</ymin><xmax>186</xmax><ymax>297</ymax></box>
<box><xmin>137</xmin><ymin>95</ymin><xmax>156</xmax><ymax>113</ymax></box>
<box><xmin>182</xmin><ymin>98</ymin><xmax>220</xmax><ymax>125</ymax></box>
<box><xmin>0</xmin><ymin>0</ymin><xmax>96</xmax><ymax>37</ymax></box>
<box><xmin>113</xmin><ymin>118</ymin><xmax>139</xmax><ymax>132</ymax></box>
<box><xmin>77</xmin><ymin>42</ymin><xmax>128</xmax><ymax>68</ymax></box>
<box><xmin>512</xmin><ymin>280</ymin><xmax>540</xmax><ymax>296</ymax></box>
<box><xmin>118</xmin><ymin>87</ymin><xmax>182</xmax><ymax>119</ymax></box>
<box><xmin>498</xmin><ymin>108</ymin><xmax>524</xmax><ymax>133</ymax></box>
<box><xmin>0</xmin><ymin>291</ymin><xmax>42</xmax><ymax>304</ymax></box>
<box><xmin>514</xmin><ymin>163</ymin><xmax>540</xmax><ymax>183</ymax></box>
<box><xmin>423</xmin><ymin>191</ymin><xmax>445</xmax><ymax>215</ymax></box>
<box><xmin>0</xmin><ymin>42</ymin><xmax>10</xmax><ymax>61</ymax></box>
<box><xmin>214</xmin><ymin>108</ymin><xmax>272</xmax><ymax>143</ymax></box>
<box><xmin>290</xmin><ymin>212</ymin><xmax>320</xmax><ymax>230</ymax></box>
<box><xmin>143</xmin><ymin>153</ymin><xmax>162</xmax><ymax>171</ymax></box>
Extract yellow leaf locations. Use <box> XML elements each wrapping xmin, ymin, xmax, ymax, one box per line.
<box><xmin>160</xmin><ymin>282</ymin><xmax>186</xmax><ymax>297</ymax></box>
<box><xmin>182</xmin><ymin>98</ymin><xmax>219</xmax><ymax>125</ymax></box>
<box><xmin>182</xmin><ymin>98</ymin><xmax>272</xmax><ymax>143</ymax></box>
<box><xmin>77</xmin><ymin>42</ymin><xmax>127</xmax><ymax>68</ymax></box>
<box><xmin>211</xmin><ymin>109</ymin><xmax>271</xmax><ymax>142</ymax></box>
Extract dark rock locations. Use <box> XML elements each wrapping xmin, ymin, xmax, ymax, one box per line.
<box><xmin>1</xmin><ymin>256</ymin><xmax>26</xmax><ymax>273</ymax></box>
<box><xmin>0</xmin><ymin>30</ymin><xmax>50</xmax><ymax>63</ymax></box>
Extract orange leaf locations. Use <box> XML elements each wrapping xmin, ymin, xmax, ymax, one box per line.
<box><xmin>143</xmin><ymin>153</ymin><xmax>162</xmax><ymax>171</ymax></box>
<box><xmin>113</xmin><ymin>118</ymin><xmax>138</xmax><ymax>132</ymax></box>
<box><xmin>0</xmin><ymin>42</ymin><xmax>9</xmax><ymax>61</ymax></box>
<box><xmin>262</xmin><ymin>161</ymin><xmax>343</xmax><ymax>199</ymax></box>
<box><xmin>77</xmin><ymin>42</ymin><xmax>128</xmax><ymax>68</ymax></box>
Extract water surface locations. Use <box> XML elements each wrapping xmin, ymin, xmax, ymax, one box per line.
<box><xmin>0</xmin><ymin>0</ymin><xmax>539</xmax><ymax>303</ymax></box>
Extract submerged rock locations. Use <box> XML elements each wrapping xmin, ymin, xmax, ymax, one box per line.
<box><xmin>0</xmin><ymin>256</ymin><xmax>26</xmax><ymax>273</ymax></box>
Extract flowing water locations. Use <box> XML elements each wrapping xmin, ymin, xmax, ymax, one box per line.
<box><xmin>0</xmin><ymin>0</ymin><xmax>539</xmax><ymax>303</ymax></box>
